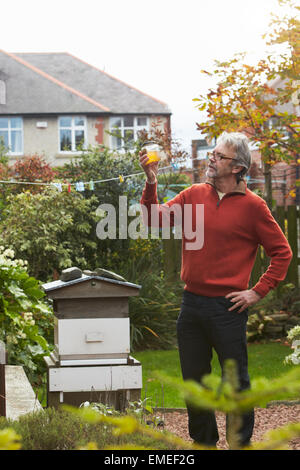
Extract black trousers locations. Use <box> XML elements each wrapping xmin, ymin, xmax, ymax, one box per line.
<box><xmin>176</xmin><ymin>290</ymin><xmax>255</xmax><ymax>447</ymax></box>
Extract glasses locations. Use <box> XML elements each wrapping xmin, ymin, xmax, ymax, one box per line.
<box><xmin>207</xmin><ymin>151</ymin><xmax>237</xmax><ymax>162</ymax></box>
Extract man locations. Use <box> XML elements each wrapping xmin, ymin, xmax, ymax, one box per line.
<box><xmin>139</xmin><ymin>131</ymin><xmax>292</xmax><ymax>448</ymax></box>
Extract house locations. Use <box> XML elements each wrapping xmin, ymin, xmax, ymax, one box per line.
<box><xmin>0</xmin><ymin>50</ymin><xmax>171</xmax><ymax>166</ymax></box>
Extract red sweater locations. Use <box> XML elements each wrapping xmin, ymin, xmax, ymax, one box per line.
<box><xmin>140</xmin><ymin>179</ymin><xmax>292</xmax><ymax>298</ymax></box>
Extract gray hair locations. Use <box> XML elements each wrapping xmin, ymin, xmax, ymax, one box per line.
<box><xmin>217</xmin><ymin>131</ymin><xmax>251</xmax><ymax>181</ymax></box>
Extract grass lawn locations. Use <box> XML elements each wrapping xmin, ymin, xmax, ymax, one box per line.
<box><xmin>134</xmin><ymin>342</ymin><xmax>296</xmax><ymax>408</ymax></box>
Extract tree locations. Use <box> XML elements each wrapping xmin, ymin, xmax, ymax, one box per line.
<box><xmin>194</xmin><ymin>0</ymin><xmax>300</xmax><ymax>208</ymax></box>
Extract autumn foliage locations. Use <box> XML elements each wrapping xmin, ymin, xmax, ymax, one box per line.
<box><xmin>194</xmin><ymin>0</ymin><xmax>299</xmax><ymax>205</ymax></box>
<box><xmin>13</xmin><ymin>154</ymin><xmax>55</xmax><ymax>183</ymax></box>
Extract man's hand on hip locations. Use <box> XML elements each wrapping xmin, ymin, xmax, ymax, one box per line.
<box><xmin>226</xmin><ymin>289</ymin><xmax>261</xmax><ymax>313</ymax></box>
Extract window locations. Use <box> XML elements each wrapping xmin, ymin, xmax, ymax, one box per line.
<box><xmin>59</xmin><ymin>116</ymin><xmax>87</xmax><ymax>152</ymax></box>
<box><xmin>0</xmin><ymin>117</ymin><xmax>23</xmax><ymax>154</ymax></box>
<box><xmin>110</xmin><ymin>116</ymin><xmax>149</xmax><ymax>150</ymax></box>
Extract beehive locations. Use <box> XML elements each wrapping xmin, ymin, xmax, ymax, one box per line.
<box><xmin>43</xmin><ymin>273</ymin><xmax>142</xmax><ymax>409</ymax></box>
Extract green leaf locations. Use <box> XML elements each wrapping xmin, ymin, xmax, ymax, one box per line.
<box><xmin>17</xmin><ymin>298</ymin><xmax>32</xmax><ymax>310</ymax></box>
<box><xmin>34</xmin><ymin>301</ymin><xmax>52</xmax><ymax>314</ymax></box>
<box><xmin>7</xmin><ymin>283</ymin><xmax>25</xmax><ymax>299</ymax></box>
<box><xmin>25</xmin><ymin>287</ymin><xmax>44</xmax><ymax>300</ymax></box>
<box><xmin>27</xmin><ymin>343</ymin><xmax>46</xmax><ymax>356</ymax></box>
<box><xmin>23</xmin><ymin>277</ymin><xmax>39</xmax><ymax>289</ymax></box>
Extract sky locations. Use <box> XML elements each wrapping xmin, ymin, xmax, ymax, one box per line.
<box><xmin>1</xmin><ymin>0</ymin><xmax>290</xmax><ymax>154</ymax></box>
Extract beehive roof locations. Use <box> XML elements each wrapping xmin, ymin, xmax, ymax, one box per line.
<box><xmin>42</xmin><ymin>274</ymin><xmax>141</xmax><ymax>299</ymax></box>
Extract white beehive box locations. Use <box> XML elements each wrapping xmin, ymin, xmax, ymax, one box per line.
<box><xmin>47</xmin><ymin>358</ymin><xmax>142</xmax><ymax>392</ymax></box>
<box><xmin>42</xmin><ymin>273</ymin><xmax>142</xmax><ymax>409</ymax></box>
<box><xmin>43</xmin><ymin>274</ymin><xmax>140</xmax><ymax>366</ymax></box>
<box><xmin>54</xmin><ymin>317</ymin><xmax>130</xmax><ymax>365</ymax></box>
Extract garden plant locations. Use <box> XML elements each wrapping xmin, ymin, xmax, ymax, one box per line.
<box><xmin>0</xmin><ymin>247</ymin><xmax>52</xmax><ymax>384</ymax></box>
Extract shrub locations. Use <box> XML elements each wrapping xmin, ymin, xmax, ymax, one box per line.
<box><xmin>54</xmin><ymin>145</ymin><xmax>146</xmax><ymax>270</ymax></box>
<box><xmin>0</xmin><ymin>408</ymin><xmax>101</xmax><ymax>450</ymax></box>
<box><xmin>1</xmin><ymin>155</ymin><xmax>56</xmax><ymax>200</ymax></box>
<box><xmin>1</xmin><ymin>146</ymin><xmax>150</xmax><ymax>281</ymax></box>
<box><xmin>12</xmin><ymin>155</ymin><xmax>55</xmax><ymax>185</ymax></box>
<box><xmin>0</xmin><ymin>187</ymin><xmax>99</xmax><ymax>281</ymax></box>
<box><xmin>284</xmin><ymin>325</ymin><xmax>300</xmax><ymax>365</ymax></box>
<box><xmin>0</xmin><ymin>247</ymin><xmax>52</xmax><ymax>382</ymax></box>
<box><xmin>0</xmin><ymin>407</ymin><xmax>173</xmax><ymax>450</ymax></box>
<box><xmin>55</xmin><ymin>144</ymin><xmax>143</xmax><ymax>207</ymax></box>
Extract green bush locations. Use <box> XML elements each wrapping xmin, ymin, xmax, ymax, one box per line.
<box><xmin>0</xmin><ymin>145</ymin><xmax>148</xmax><ymax>281</ymax></box>
<box><xmin>0</xmin><ymin>408</ymin><xmax>109</xmax><ymax>450</ymax></box>
<box><xmin>0</xmin><ymin>188</ymin><xmax>99</xmax><ymax>281</ymax></box>
<box><xmin>284</xmin><ymin>325</ymin><xmax>300</xmax><ymax>365</ymax></box>
<box><xmin>0</xmin><ymin>407</ymin><xmax>174</xmax><ymax>450</ymax></box>
<box><xmin>55</xmin><ymin>144</ymin><xmax>146</xmax><ymax>271</ymax></box>
<box><xmin>0</xmin><ymin>247</ymin><xmax>52</xmax><ymax>382</ymax></box>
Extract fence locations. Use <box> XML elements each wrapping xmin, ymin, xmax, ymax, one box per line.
<box><xmin>163</xmin><ymin>205</ymin><xmax>300</xmax><ymax>290</ymax></box>
<box><xmin>250</xmin><ymin>205</ymin><xmax>299</xmax><ymax>289</ymax></box>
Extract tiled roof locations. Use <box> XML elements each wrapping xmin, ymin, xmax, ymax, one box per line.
<box><xmin>0</xmin><ymin>50</ymin><xmax>171</xmax><ymax>115</ymax></box>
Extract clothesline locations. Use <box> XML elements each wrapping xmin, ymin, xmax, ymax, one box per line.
<box><xmin>0</xmin><ymin>161</ymin><xmax>187</xmax><ymax>191</ymax></box>
<box><xmin>0</xmin><ymin>156</ymin><xmax>297</xmax><ymax>192</ymax></box>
